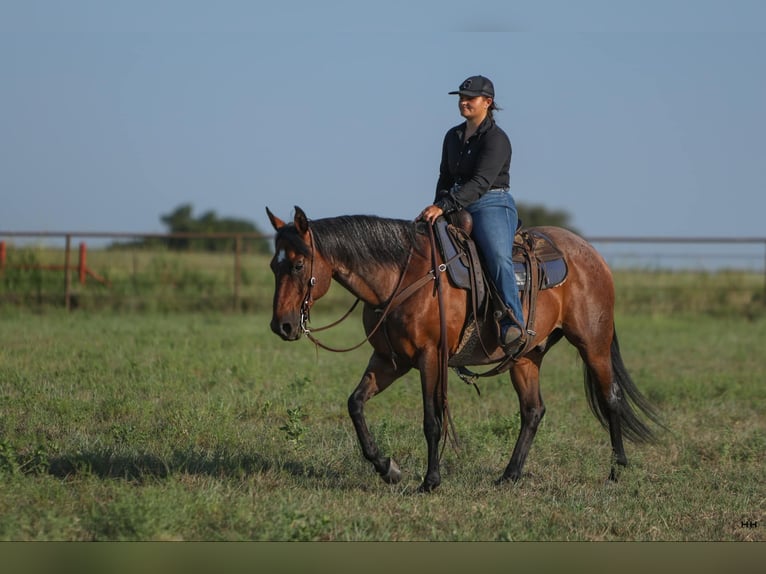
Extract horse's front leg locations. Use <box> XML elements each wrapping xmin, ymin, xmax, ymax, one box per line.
<box><xmin>348</xmin><ymin>353</ymin><xmax>409</xmax><ymax>484</ymax></box>
<box><xmin>499</xmin><ymin>355</ymin><xmax>546</xmax><ymax>484</ymax></box>
<box><xmin>418</xmin><ymin>349</ymin><xmax>444</xmax><ymax>492</ymax></box>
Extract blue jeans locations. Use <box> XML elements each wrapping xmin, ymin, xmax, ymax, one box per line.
<box><xmin>464</xmin><ymin>189</ymin><xmax>524</xmax><ymax>332</ymax></box>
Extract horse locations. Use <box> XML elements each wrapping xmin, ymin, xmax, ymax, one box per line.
<box><xmin>266</xmin><ymin>205</ymin><xmax>662</xmax><ymax>492</ymax></box>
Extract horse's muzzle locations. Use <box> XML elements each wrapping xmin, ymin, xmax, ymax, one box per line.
<box><xmin>270</xmin><ymin>316</ymin><xmax>302</xmax><ymax>341</ymax></box>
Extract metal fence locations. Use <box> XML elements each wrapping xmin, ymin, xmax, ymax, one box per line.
<box><xmin>0</xmin><ymin>231</ymin><xmax>270</xmax><ymax>311</ymax></box>
<box><xmin>588</xmin><ymin>236</ymin><xmax>766</xmax><ymax>273</ymax></box>
<box><xmin>1</xmin><ymin>231</ymin><xmax>765</xmax><ymax>312</ymax></box>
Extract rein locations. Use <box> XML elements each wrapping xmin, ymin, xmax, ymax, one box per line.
<box><xmin>298</xmin><ymin>222</ymin><xmax>459</xmax><ymax>454</ymax></box>
<box><xmin>427</xmin><ymin>224</ymin><xmax>460</xmax><ymax>457</ymax></box>
<box><xmin>298</xmin><ymin>230</ymin><xmax>426</xmax><ymax>354</ymax></box>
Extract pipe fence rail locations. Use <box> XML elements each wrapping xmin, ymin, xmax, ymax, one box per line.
<box><xmin>1</xmin><ymin>230</ymin><xmax>765</xmax><ymax>313</ymax></box>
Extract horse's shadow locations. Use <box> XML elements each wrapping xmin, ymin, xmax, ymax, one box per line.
<box><xmin>45</xmin><ymin>449</ymin><xmax>340</xmax><ymax>484</ymax></box>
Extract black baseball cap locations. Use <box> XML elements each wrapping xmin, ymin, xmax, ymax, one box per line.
<box><xmin>449</xmin><ymin>75</ymin><xmax>495</xmax><ymax>98</ymax></box>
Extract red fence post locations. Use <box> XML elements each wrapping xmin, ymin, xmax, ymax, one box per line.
<box><xmin>0</xmin><ymin>240</ymin><xmax>5</xmax><ymax>273</ymax></box>
<box><xmin>79</xmin><ymin>242</ymin><xmax>87</xmax><ymax>285</ymax></box>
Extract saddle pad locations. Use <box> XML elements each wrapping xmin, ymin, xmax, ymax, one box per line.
<box><xmin>512</xmin><ymin>229</ymin><xmax>568</xmax><ymax>291</ymax></box>
<box><xmin>513</xmin><ymin>258</ymin><xmax>567</xmax><ymax>290</ymax></box>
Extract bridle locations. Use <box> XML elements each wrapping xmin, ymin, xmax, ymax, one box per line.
<box><xmin>293</xmin><ymin>223</ymin><xmax>459</xmax><ymax>354</ymax></box>
<box><xmin>295</xmin><ymin>226</ymin><xmax>416</xmax><ymax>353</ymax></box>
<box><xmin>290</xmin><ymin>221</ymin><xmax>460</xmax><ymax>453</ymax></box>
<box><xmin>298</xmin><ymin>226</ymin><xmax>317</xmax><ymax>336</ymax></box>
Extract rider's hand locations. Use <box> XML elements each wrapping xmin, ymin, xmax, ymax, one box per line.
<box><xmin>417</xmin><ymin>205</ymin><xmax>444</xmax><ymax>225</ymax></box>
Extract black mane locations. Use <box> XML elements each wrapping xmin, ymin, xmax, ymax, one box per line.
<box><xmin>277</xmin><ymin>215</ymin><xmax>424</xmax><ymax>272</ymax></box>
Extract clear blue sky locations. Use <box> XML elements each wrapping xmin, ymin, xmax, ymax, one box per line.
<box><xmin>1</xmin><ymin>0</ymin><xmax>764</xmax><ymax>239</ymax></box>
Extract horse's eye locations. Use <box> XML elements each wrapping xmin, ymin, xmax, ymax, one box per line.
<box><xmin>293</xmin><ymin>260</ymin><xmax>305</xmax><ymax>273</ymax></box>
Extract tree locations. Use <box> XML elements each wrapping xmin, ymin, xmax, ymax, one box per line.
<box><xmin>517</xmin><ymin>202</ymin><xmax>579</xmax><ymax>233</ymax></box>
<box><xmin>159</xmin><ymin>204</ymin><xmax>271</xmax><ymax>254</ymax></box>
<box><xmin>160</xmin><ymin>204</ymin><xmax>196</xmax><ymax>250</ymax></box>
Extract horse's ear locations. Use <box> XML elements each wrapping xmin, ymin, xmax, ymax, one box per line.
<box><xmin>293</xmin><ymin>206</ymin><xmax>310</xmax><ymax>235</ymax></box>
<box><xmin>266</xmin><ymin>207</ymin><xmax>285</xmax><ymax>231</ymax></box>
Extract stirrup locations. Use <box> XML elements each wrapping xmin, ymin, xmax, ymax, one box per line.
<box><xmin>501</xmin><ymin>325</ymin><xmax>525</xmax><ymax>356</ymax></box>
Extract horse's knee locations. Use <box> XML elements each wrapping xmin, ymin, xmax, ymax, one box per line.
<box><xmin>521</xmin><ymin>403</ymin><xmax>545</xmax><ymax>428</ymax></box>
<box><xmin>423</xmin><ymin>417</ymin><xmax>440</xmax><ymax>436</ymax></box>
<box><xmin>347</xmin><ymin>392</ymin><xmax>363</xmax><ymax>418</ymax></box>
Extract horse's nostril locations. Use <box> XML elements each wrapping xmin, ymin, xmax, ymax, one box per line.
<box><xmin>270</xmin><ymin>318</ymin><xmax>285</xmax><ymax>336</ymax></box>
<box><xmin>271</xmin><ymin>318</ymin><xmax>298</xmax><ymax>340</ymax></box>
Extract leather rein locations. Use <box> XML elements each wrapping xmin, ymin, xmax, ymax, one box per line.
<box><xmin>296</xmin><ymin>223</ymin><xmax>461</xmax><ymax>453</ymax></box>
<box><xmin>298</xmin><ymin>225</ymin><xmax>461</xmax><ymax>354</ymax></box>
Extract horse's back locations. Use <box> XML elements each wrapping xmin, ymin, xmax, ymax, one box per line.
<box><xmin>528</xmin><ymin>226</ymin><xmax>615</xmax><ymax>338</ymax></box>
<box><xmin>530</xmin><ymin>226</ymin><xmax>613</xmax><ymax>286</ymax></box>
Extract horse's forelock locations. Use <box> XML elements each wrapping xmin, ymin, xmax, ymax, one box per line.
<box><xmin>274</xmin><ymin>224</ymin><xmax>311</xmax><ymax>257</ymax></box>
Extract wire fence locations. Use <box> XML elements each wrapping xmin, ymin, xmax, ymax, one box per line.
<box><xmin>1</xmin><ymin>231</ymin><xmax>764</xmax><ymax>315</ymax></box>
<box><xmin>589</xmin><ymin>236</ymin><xmax>766</xmax><ymax>272</ymax></box>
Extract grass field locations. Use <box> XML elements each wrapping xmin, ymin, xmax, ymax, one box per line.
<box><xmin>2</xmin><ymin>245</ymin><xmax>764</xmax><ymax>317</ymax></box>
<box><xmin>0</xmin><ymin>307</ymin><xmax>763</xmax><ymax>541</ymax></box>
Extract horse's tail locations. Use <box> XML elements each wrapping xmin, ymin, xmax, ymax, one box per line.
<box><xmin>583</xmin><ymin>327</ymin><xmax>664</xmax><ymax>444</ymax></box>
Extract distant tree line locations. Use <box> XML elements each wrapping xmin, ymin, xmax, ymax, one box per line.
<box><xmin>517</xmin><ymin>202</ymin><xmax>578</xmax><ymax>233</ymax></box>
<box><xmin>158</xmin><ymin>204</ymin><xmax>271</xmax><ymax>253</ymax></box>
<box><xmin>111</xmin><ymin>204</ymin><xmax>271</xmax><ymax>254</ymax></box>
<box><xmin>111</xmin><ymin>202</ymin><xmax>575</xmax><ymax>254</ymax></box>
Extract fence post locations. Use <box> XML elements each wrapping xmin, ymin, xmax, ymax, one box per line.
<box><xmin>0</xmin><ymin>240</ymin><xmax>5</xmax><ymax>274</ymax></box>
<box><xmin>233</xmin><ymin>235</ymin><xmax>242</xmax><ymax>311</ymax></box>
<box><xmin>64</xmin><ymin>235</ymin><xmax>72</xmax><ymax>310</ymax></box>
<box><xmin>79</xmin><ymin>242</ymin><xmax>87</xmax><ymax>285</ymax></box>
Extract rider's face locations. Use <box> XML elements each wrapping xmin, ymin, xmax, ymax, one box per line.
<box><xmin>458</xmin><ymin>95</ymin><xmax>491</xmax><ymax>122</ymax></box>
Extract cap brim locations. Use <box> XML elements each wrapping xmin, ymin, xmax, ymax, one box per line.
<box><xmin>449</xmin><ymin>90</ymin><xmax>489</xmax><ymax>97</ymax></box>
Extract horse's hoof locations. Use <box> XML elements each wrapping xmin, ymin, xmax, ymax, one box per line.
<box><xmin>380</xmin><ymin>458</ymin><xmax>402</xmax><ymax>484</ymax></box>
<box><xmin>416</xmin><ymin>473</ymin><xmax>441</xmax><ymax>493</ymax></box>
<box><xmin>495</xmin><ymin>471</ymin><xmax>521</xmax><ymax>485</ymax></box>
<box><xmin>417</xmin><ymin>481</ymin><xmax>438</xmax><ymax>493</ymax></box>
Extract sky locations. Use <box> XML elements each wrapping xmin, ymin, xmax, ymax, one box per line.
<box><xmin>1</xmin><ymin>0</ymin><xmax>765</xmax><ymax>242</ymax></box>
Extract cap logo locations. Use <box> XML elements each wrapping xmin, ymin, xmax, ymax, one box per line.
<box><xmin>461</xmin><ymin>79</ymin><xmax>473</xmax><ymax>90</ymax></box>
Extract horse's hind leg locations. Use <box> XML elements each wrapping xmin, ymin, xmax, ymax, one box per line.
<box><xmin>499</xmin><ymin>355</ymin><xmax>546</xmax><ymax>483</ymax></box>
<box><xmin>578</xmin><ymin>337</ymin><xmax>629</xmax><ymax>480</ymax></box>
<box><xmin>348</xmin><ymin>352</ymin><xmax>409</xmax><ymax>484</ymax></box>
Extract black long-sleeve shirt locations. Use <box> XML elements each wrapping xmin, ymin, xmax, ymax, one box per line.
<box><xmin>433</xmin><ymin>115</ymin><xmax>512</xmax><ymax>213</ymax></box>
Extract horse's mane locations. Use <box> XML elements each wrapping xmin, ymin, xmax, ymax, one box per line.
<box><xmin>278</xmin><ymin>215</ymin><xmax>424</xmax><ymax>272</ymax></box>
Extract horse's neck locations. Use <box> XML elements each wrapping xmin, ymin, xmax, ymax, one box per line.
<box><xmin>332</xmin><ymin>265</ymin><xmax>401</xmax><ymax>307</ymax></box>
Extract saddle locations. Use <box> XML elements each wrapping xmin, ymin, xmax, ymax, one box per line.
<box><xmin>434</xmin><ymin>213</ymin><xmax>567</xmax><ymax>296</ymax></box>
<box><xmin>433</xmin><ymin>212</ymin><xmax>568</xmax><ymax>365</ymax></box>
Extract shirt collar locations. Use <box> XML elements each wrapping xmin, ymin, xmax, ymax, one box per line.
<box><xmin>457</xmin><ymin>115</ymin><xmax>494</xmax><ymax>140</ymax></box>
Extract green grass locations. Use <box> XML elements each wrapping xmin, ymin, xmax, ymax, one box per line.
<box><xmin>0</xmin><ymin>309</ymin><xmax>763</xmax><ymax>541</ymax></box>
<box><xmin>2</xmin><ymin>245</ymin><xmax>764</xmax><ymax>317</ymax></box>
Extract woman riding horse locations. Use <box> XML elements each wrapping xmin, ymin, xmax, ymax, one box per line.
<box><xmin>267</xmin><ymin>206</ymin><xmax>663</xmax><ymax>492</ymax></box>
<box><xmin>419</xmin><ymin>75</ymin><xmax>524</xmax><ymax>356</ymax></box>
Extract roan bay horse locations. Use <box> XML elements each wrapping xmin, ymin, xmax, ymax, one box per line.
<box><xmin>267</xmin><ymin>206</ymin><xmax>662</xmax><ymax>492</ymax></box>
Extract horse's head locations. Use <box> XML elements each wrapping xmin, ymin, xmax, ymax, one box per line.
<box><xmin>266</xmin><ymin>206</ymin><xmax>333</xmax><ymax>341</ymax></box>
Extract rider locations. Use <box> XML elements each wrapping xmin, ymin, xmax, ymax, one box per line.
<box><xmin>418</xmin><ymin>75</ymin><xmax>525</xmax><ymax>355</ymax></box>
